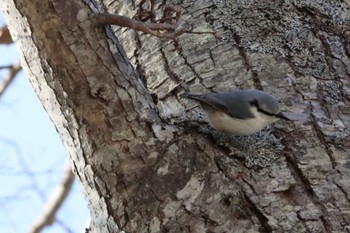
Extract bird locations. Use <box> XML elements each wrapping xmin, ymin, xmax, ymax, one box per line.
<box><xmin>180</xmin><ymin>89</ymin><xmax>290</xmax><ymax>135</ymax></box>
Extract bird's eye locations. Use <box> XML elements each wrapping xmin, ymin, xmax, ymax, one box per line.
<box><xmin>249</xmin><ymin>100</ymin><xmax>259</xmax><ymax>108</ymax></box>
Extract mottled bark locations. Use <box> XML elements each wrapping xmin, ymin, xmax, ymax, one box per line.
<box><xmin>1</xmin><ymin>0</ymin><xmax>350</xmax><ymax>232</ymax></box>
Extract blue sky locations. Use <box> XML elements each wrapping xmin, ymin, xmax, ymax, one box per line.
<box><xmin>0</xmin><ymin>16</ymin><xmax>89</xmax><ymax>233</ymax></box>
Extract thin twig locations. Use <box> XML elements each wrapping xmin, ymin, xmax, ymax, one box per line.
<box><xmin>0</xmin><ymin>62</ymin><xmax>21</xmax><ymax>99</ymax></box>
<box><xmin>26</xmin><ymin>165</ymin><xmax>75</xmax><ymax>233</ymax></box>
<box><xmin>0</xmin><ymin>25</ymin><xmax>13</xmax><ymax>44</ymax></box>
<box><xmin>93</xmin><ymin>1</ymin><xmax>220</xmax><ymax>41</ymax></box>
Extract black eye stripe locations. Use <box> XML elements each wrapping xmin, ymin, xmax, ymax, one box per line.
<box><xmin>250</xmin><ymin>100</ymin><xmax>275</xmax><ymax>116</ymax></box>
<box><xmin>249</xmin><ymin>100</ymin><xmax>259</xmax><ymax>108</ymax></box>
<box><xmin>250</xmin><ymin>100</ymin><xmax>291</xmax><ymax>120</ymax></box>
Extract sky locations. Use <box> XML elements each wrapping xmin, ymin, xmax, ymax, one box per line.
<box><xmin>0</xmin><ymin>16</ymin><xmax>89</xmax><ymax>233</ymax></box>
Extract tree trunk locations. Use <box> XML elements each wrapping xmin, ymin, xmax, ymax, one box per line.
<box><xmin>2</xmin><ymin>0</ymin><xmax>350</xmax><ymax>232</ymax></box>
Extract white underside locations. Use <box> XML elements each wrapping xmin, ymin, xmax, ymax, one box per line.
<box><xmin>207</xmin><ymin>108</ymin><xmax>279</xmax><ymax>135</ymax></box>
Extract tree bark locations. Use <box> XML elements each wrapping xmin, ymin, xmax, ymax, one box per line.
<box><xmin>2</xmin><ymin>0</ymin><xmax>350</xmax><ymax>232</ymax></box>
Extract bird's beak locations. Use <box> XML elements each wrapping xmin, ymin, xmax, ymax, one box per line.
<box><xmin>276</xmin><ymin>112</ymin><xmax>292</xmax><ymax>121</ymax></box>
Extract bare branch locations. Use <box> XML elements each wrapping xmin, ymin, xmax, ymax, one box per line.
<box><xmin>0</xmin><ymin>25</ymin><xmax>13</xmax><ymax>44</ymax></box>
<box><xmin>93</xmin><ymin>13</ymin><xmax>178</xmax><ymax>34</ymax></box>
<box><xmin>93</xmin><ymin>1</ymin><xmax>220</xmax><ymax>41</ymax></box>
<box><xmin>137</xmin><ymin>0</ymin><xmax>156</xmax><ymax>22</ymax></box>
<box><xmin>26</xmin><ymin>165</ymin><xmax>75</xmax><ymax>233</ymax></box>
<box><xmin>0</xmin><ymin>62</ymin><xmax>21</xmax><ymax>99</ymax></box>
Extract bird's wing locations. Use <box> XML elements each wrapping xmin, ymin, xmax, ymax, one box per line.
<box><xmin>197</xmin><ymin>93</ymin><xmax>255</xmax><ymax>119</ymax></box>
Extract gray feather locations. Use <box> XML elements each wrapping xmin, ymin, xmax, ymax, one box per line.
<box><xmin>180</xmin><ymin>90</ymin><xmax>282</xmax><ymax>120</ymax></box>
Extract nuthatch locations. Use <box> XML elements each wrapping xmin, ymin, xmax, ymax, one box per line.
<box><xmin>180</xmin><ymin>89</ymin><xmax>290</xmax><ymax>135</ymax></box>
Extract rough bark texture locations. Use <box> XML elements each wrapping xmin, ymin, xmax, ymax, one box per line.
<box><xmin>2</xmin><ymin>0</ymin><xmax>350</xmax><ymax>232</ymax></box>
